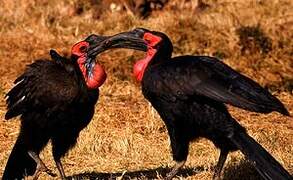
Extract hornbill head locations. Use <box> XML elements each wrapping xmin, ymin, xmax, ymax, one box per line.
<box><xmin>82</xmin><ymin>28</ymin><xmax>173</xmax><ymax>81</ymax></box>
<box><xmin>71</xmin><ymin>35</ymin><xmax>109</xmax><ymax>89</ymax></box>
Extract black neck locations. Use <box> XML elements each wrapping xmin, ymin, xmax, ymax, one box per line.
<box><xmin>149</xmin><ymin>47</ymin><xmax>172</xmax><ymax>66</ymax></box>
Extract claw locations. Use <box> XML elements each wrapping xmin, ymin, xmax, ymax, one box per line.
<box><xmin>28</xmin><ymin>151</ymin><xmax>57</xmax><ymax>179</ymax></box>
<box><xmin>165</xmin><ymin>160</ymin><xmax>186</xmax><ymax>180</ymax></box>
<box><xmin>31</xmin><ymin>161</ymin><xmax>57</xmax><ymax>180</ymax></box>
<box><xmin>44</xmin><ymin>167</ymin><xmax>57</xmax><ymax>177</ymax></box>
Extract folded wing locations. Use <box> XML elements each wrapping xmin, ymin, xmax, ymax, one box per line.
<box><xmin>157</xmin><ymin>56</ymin><xmax>289</xmax><ymax>115</ymax></box>
<box><xmin>5</xmin><ymin>60</ymin><xmax>79</xmax><ymax>120</ymax></box>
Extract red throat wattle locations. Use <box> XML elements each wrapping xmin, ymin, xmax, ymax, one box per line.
<box><xmin>72</xmin><ymin>41</ymin><xmax>107</xmax><ymax>89</ymax></box>
<box><xmin>77</xmin><ymin>57</ymin><xmax>107</xmax><ymax>89</ymax></box>
<box><xmin>133</xmin><ymin>32</ymin><xmax>161</xmax><ymax>82</ymax></box>
<box><xmin>133</xmin><ymin>48</ymin><xmax>157</xmax><ymax>82</ymax></box>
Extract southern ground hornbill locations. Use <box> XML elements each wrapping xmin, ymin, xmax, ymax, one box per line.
<box><xmin>3</xmin><ymin>35</ymin><xmax>107</xmax><ymax>180</ymax></box>
<box><xmin>82</xmin><ymin>28</ymin><xmax>292</xmax><ymax>180</ymax></box>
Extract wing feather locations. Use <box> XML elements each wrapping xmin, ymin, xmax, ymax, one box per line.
<box><xmin>153</xmin><ymin>56</ymin><xmax>289</xmax><ymax>115</ymax></box>
<box><xmin>5</xmin><ymin>60</ymin><xmax>79</xmax><ymax>120</ymax></box>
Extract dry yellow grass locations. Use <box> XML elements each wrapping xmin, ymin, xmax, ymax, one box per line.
<box><xmin>0</xmin><ymin>0</ymin><xmax>292</xmax><ymax>179</ymax></box>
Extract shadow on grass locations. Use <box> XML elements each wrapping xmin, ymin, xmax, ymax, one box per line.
<box><xmin>67</xmin><ymin>160</ymin><xmax>292</xmax><ymax>179</ymax></box>
<box><xmin>67</xmin><ymin>166</ymin><xmax>204</xmax><ymax>180</ymax></box>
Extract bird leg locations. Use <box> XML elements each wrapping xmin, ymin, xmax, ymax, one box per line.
<box><xmin>28</xmin><ymin>151</ymin><xmax>57</xmax><ymax>180</ymax></box>
<box><xmin>165</xmin><ymin>160</ymin><xmax>186</xmax><ymax>180</ymax></box>
<box><xmin>213</xmin><ymin>150</ymin><xmax>228</xmax><ymax>180</ymax></box>
<box><xmin>55</xmin><ymin>158</ymin><xmax>66</xmax><ymax>180</ymax></box>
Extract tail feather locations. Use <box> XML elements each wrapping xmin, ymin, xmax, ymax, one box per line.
<box><xmin>5</xmin><ymin>102</ymin><xmax>25</xmax><ymax>120</ymax></box>
<box><xmin>270</xmin><ymin>97</ymin><xmax>290</xmax><ymax>116</ymax></box>
<box><xmin>2</xmin><ymin>136</ymin><xmax>37</xmax><ymax>179</ymax></box>
<box><xmin>229</xmin><ymin>132</ymin><xmax>292</xmax><ymax>180</ymax></box>
<box><xmin>277</xmin><ymin>106</ymin><xmax>290</xmax><ymax>117</ymax></box>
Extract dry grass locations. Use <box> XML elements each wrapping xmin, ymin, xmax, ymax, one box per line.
<box><xmin>0</xmin><ymin>0</ymin><xmax>292</xmax><ymax>179</ymax></box>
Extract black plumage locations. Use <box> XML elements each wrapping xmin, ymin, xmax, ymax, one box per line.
<box><xmin>142</xmin><ymin>55</ymin><xmax>291</xmax><ymax>179</ymax></box>
<box><xmin>3</xmin><ymin>42</ymin><xmax>105</xmax><ymax>179</ymax></box>
<box><xmin>86</xmin><ymin>28</ymin><xmax>292</xmax><ymax>180</ymax></box>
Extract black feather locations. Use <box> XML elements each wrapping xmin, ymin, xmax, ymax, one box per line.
<box><xmin>129</xmin><ymin>30</ymin><xmax>291</xmax><ymax>179</ymax></box>
<box><xmin>3</xmin><ymin>50</ymin><xmax>100</xmax><ymax>179</ymax></box>
<box><xmin>230</xmin><ymin>131</ymin><xmax>292</xmax><ymax>180</ymax></box>
<box><xmin>2</xmin><ymin>134</ymin><xmax>37</xmax><ymax>179</ymax></box>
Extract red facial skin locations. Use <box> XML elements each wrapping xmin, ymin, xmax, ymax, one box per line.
<box><xmin>133</xmin><ymin>33</ymin><xmax>162</xmax><ymax>82</ymax></box>
<box><xmin>71</xmin><ymin>42</ymin><xmax>107</xmax><ymax>89</ymax></box>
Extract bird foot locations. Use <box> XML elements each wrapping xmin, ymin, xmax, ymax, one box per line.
<box><xmin>164</xmin><ymin>160</ymin><xmax>186</xmax><ymax>180</ymax></box>
<box><xmin>28</xmin><ymin>151</ymin><xmax>57</xmax><ymax>179</ymax></box>
<box><xmin>164</xmin><ymin>172</ymin><xmax>176</xmax><ymax>180</ymax></box>
<box><xmin>32</xmin><ymin>164</ymin><xmax>57</xmax><ymax>180</ymax></box>
<box><xmin>43</xmin><ymin>167</ymin><xmax>57</xmax><ymax>177</ymax></box>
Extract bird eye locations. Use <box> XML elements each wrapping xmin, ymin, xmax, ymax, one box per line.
<box><xmin>79</xmin><ymin>45</ymin><xmax>87</xmax><ymax>53</ymax></box>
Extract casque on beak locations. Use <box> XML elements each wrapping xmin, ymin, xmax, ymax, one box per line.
<box><xmin>86</xmin><ymin>28</ymin><xmax>149</xmax><ymax>58</ymax></box>
<box><xmin>82</xmin><ymin>34</ymin><xmax>109</xmax><ymax>64</ymax></box>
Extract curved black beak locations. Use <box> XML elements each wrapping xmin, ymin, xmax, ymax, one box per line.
<box><xmin>85</xmin><ymin>34</ymin><xmax>109</xmax><ymax>45</ymax></box>
<box><xmin>86</xmin><ymin>28</ymin><xmax>148</xmax><ymax>57</ymax></box>
<box><xmin>82</xmin><ymin>34</ymin><xmax>109</xmax><ymax>65</ymax></box>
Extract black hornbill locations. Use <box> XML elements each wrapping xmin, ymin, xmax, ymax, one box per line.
<box><xmin>82</xmin><ymin>28</ymin><xmax>292</xmax><ymax>180</ymax></box>
<box><xmin>3</xmin><ymin>35</ymin><xmax>107</xmax><ymax>180</ymax></box>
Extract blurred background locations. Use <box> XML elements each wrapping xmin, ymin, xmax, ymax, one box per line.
<box><xmin>0</xmin><ymin>0</ymin><xmax>292</xmax><ymax>179</ymax></box>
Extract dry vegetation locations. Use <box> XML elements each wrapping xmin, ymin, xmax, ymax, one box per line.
<box><xmin>0</xmin><ymin>0</ymin><xmax>292</xmax><ymax>179</ymax></box>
